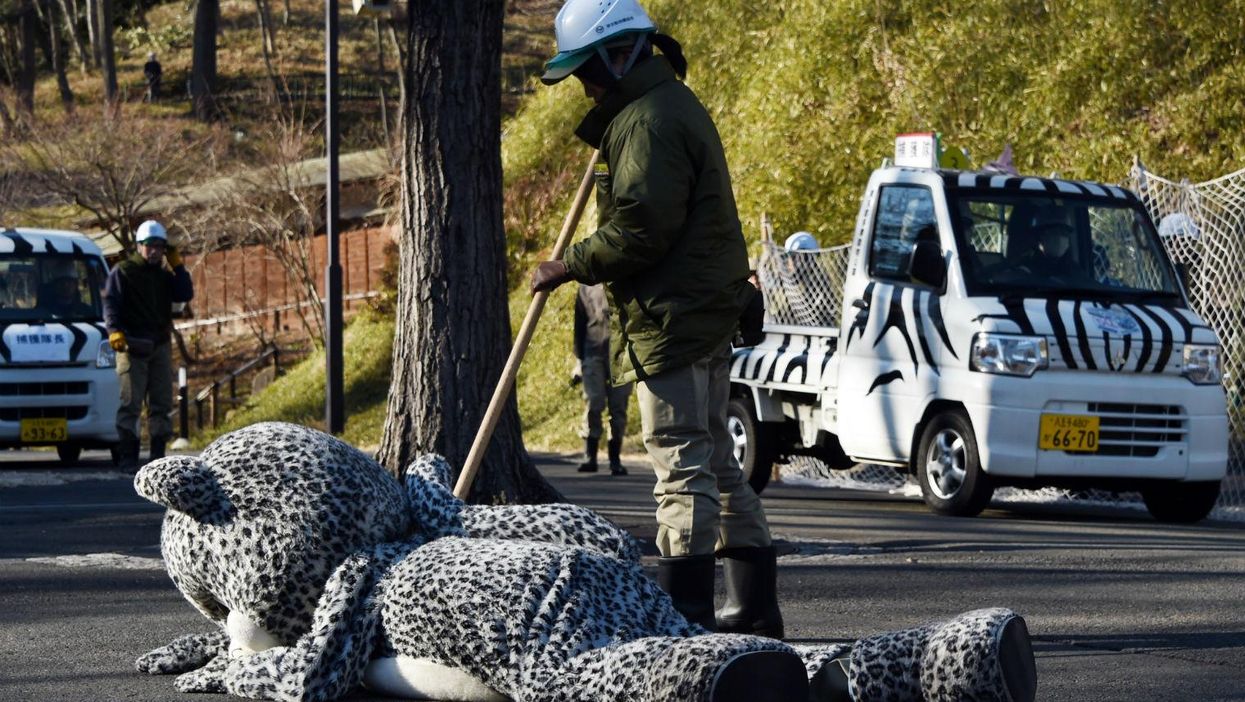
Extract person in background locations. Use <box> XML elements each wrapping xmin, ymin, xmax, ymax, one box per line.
<box><xmin>103</xmin><ymin>220</ymin><xmax>193</xmax><ymax>469</ymax></box>
<box><xmin>572</xmin><ymin>282</ymin><xmax>631</xmax><ymax>476</ymax></box>
<box><xmin>529</xmin><ymin>0</ymin><xmax>782</xmax><ymax>638</ymax></box>
<box><xmin>144</xmin><ymin>52</ymin><xmax>163</xmax><ymax>102</ymax></box>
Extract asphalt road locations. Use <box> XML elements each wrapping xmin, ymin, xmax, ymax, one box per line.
<box><xmin>1</xmin><ymin>448</ymin><xmax>1243</xmax><ymax>701</ymax></box>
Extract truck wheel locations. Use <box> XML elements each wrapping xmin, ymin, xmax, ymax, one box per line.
<box><xmin>1141</xmin><ymin>481</ymin><xmax>1221</xmax><ymax>523</ymax></box>
<box><xmin>727</xmin><ymin>397</ymin><xmax>777</xmax><ymax>495</ymax></box>
<box><xmin>56</xmin><ymin>443</ymin><xmax>82</xmax><ymax>465</ymax></box>
<box><xmin>916</xmin><ymin>411</ymin><xmax>993</xmax><ymax>517</ymax></box>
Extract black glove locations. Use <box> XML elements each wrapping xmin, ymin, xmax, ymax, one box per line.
<box><xmin>530</xmin><ymin>260</ymin><xmax>572</xmax><ymax>294</ymax></box>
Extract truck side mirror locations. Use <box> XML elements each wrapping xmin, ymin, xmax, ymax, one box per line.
<box><xmin>907</xmin><ymin>240</ymin><xmax>946</xmax><ymax>288</ymax></box>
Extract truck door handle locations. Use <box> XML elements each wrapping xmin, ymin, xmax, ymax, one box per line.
<box><xmin>851</xmin><ymin>298</ymin><xmax>869</xmax><ymax>311</ymax></box>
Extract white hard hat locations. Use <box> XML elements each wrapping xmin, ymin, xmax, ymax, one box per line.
<box><xmin>542</xmin><ymin>0</ymin><xmax>656</xmax><ymax>85</ymax></box>
<box><xmin>136</xmin><ymin>220</ymin><xmax>168</xmax><ymax>243</ymax></box>
<box><xmin>1158</xmin><ymin>212</ymin><xmax>1201</xmax><ymax>239</ymax></box>
<box><xmin>784</xmin><ymin>231</ymin><xmax>818</xmax><ymax>252</ymax></box>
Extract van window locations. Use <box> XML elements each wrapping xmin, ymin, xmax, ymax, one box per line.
<box><xmin>869</xmin><ymin>185</ymin><xmax>937</xmax><ymax>282</ymax></box>
<box><xmin>0</xmin><ymin>254</ymin><xmax>107</xmax><ymax>323</ymax></box>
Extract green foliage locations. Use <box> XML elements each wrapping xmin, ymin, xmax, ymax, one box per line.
<box><xmin>120</xmin><ymin>23</ymin><xmax>192</xmax><ymax>55</ymax></box>
<box><xmin>199</xmin><ymin>310</ymin><xmax>395</xmax><ymax>450</ymax></box>
<box><xmin>502</xmin><ymin>0</ymin><xmax>1245</xmax><ymax>452</ymax></box>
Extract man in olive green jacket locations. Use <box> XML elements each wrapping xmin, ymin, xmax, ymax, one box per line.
<box><xmin>530</xmin><ymin>0</ymin><xmax>782</xmax><ymax>639</ymax></box>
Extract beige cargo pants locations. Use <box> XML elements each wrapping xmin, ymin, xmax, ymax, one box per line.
<box><xmin>116</xmin><ymin>341</ymin><xmax>173</xmax><ymax>441</ymax></box>
<box><xmin>637</xmin><ymin>339</ymin><xmax>772</xmax><ymax>557</ymax></box>
<box><xmin>580</xmin><ymin>351</ymin><xmax>632</xmax><ymax>441</ymax></box>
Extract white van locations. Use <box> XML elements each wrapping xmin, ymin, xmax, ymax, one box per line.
<box><xmin>0</xmin><ymin>228</ymin><xmax>120</xmax><ymax>463</ymax></box>
<box><xmin>729</xmin><ymin>138</ymin><xmax>1228</xmax><ymax>522</ymax></box>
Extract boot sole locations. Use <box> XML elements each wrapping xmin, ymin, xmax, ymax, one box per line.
<box><xmin>998</xmin><ymin>616</ymin><xmax>1038</xmax><ymax>702</ymax></box>
<box><xmin>708</xmin><ymin>649</ymin><xmax>807</xmax><ymax>702</ymax></box>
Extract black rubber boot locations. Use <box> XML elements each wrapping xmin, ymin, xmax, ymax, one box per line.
<box><xmin>655</xmin><ymin>554</ymin><xmax>717</xmax><ymax>630</ymax></box>
<box><xmin>576</xmin><ymin>437</ymin><xmax>599</xmax><ymax>473</ymax></box>
<box><xmin>608</xmin><ymin>437</ymin><xmax>626</xmax><ymax>475</ymax></box>
<box><xmin>149</xmin><ymin>435</ymin><xmax>169</xmax><ymax>462</ymax></box>
<box><xmin>715</xmin><ymin>546</ymin><xmax>785</xmax><ymax>639</ymax></box>
<box><xmin>117</xmin><ymin>435</ymin><xmax>140</xmax><ymax>471</ymax></box>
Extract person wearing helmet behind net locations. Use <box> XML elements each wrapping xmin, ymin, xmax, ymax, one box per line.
<box><xmin>102</xmin><ymin>220</ymin><xmax>194</xmax><ymax>470</ymax></box>
<box><xmin>529</xmin><ymin>0</ymin><xmax>782</xmax><ymax>641</ymax></box>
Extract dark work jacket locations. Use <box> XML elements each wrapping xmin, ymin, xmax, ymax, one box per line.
<box><xmin>562</xmin><ymin>57</ymin><xmax>754</xmax><ymax>383</ymax></box>
<box><xmin>103</xmin><ymin>254</ymin><xmax>194</xmax><ymax>342</ymax></box>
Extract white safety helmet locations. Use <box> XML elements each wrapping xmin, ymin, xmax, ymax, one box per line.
<box><xmin>784</xmin><ymin>231</ymin><xmax>819</xmax><ymax>252</ymax></box>
<box><xmin>542</xmin><ymin>0</ymin><xmax>657</xmax><ymax>85</ymax></box>
<box><xmin>136</xmin><ymin>220</ymin><xmax>168</xmax><ymax>244</ymax></box>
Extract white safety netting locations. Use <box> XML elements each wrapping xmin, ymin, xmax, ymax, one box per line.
<box><xmin>1127</xmin><ymin>162</ymin><xmax>1245</xmax><ymax>522</ymax></box>
<box><xmin>758</xmin><ymin>165</ymin><xmax>1245</xmax><ymax>522</ymax></box>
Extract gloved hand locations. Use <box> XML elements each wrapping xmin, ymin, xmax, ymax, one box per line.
<box><xmin>570</xmin><ymin>359</ymin><xmax>583</xmax><ymax>386</ymax></box>
<box><xmin>529</xmin><ymin>260</ymin><xmax>572</xmax><ymax>294</ymax></box>
<box><xmin>165</xmin><ymin>246</ymin><xmax>184</xmax><ymax>268</ymax></box>
<box><xmin>109</xmin><ymin>331</ymin><xmax>128</xmax><ymax>352</ymax></box>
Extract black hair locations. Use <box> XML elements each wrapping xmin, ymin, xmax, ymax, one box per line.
<box><xmin>571</xmin><ymin>32</ymin><xmax>687</xmax><ymax>87</ymax></box>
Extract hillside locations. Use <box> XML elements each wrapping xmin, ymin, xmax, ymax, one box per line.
<box><xmin>505</xmin><ymin>0</ymin><xmax>1245</xmax><ymax>451</ymax></box>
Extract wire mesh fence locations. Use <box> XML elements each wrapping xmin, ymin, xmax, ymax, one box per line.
<box><xmin>755</xmin><ymin>166</ymin><xmax>1245</xmax><ymax>521</ymax></box>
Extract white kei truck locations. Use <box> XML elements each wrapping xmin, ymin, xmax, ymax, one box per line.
<box><xmin>0</xmin><ymin>228</ymin><xmax>120</xmax><ymax>464</ymax></box>
<box><xmin>728</xmin><ymin>137</ymin><xmax>1228</xmax><ymax>522</ymax></box>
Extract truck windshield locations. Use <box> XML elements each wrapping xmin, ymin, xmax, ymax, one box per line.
<box><xmin>0</xmin><ymin>253</ymin><xmax>107</xmax><ymax>323</ymax></box>
<box><xmin>951</xmin><ymin>192</ymin><xmax>1181</xmax><ymax>301</ymax></box>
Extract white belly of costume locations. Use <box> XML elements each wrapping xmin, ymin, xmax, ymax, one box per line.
<box><xmin>362</xmin><ymin>656</ymin><xmax>509</xmax><ymax>701</ymax></box>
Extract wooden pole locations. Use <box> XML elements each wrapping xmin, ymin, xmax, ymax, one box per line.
<box><xmin>453</xmin><ymin>149</ymin><xmax>600</xmax><ymax>499</ymax></box>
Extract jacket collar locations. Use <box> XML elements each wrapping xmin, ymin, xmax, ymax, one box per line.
<box><xmin>574</xmin><ymin>57</ymin><xmax>678</xmax><ymax>149</ymax></box>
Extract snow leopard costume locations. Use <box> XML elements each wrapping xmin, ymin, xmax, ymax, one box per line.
<box><xmin>134</xmin><ymin>422</ymin><xmax>1037</xmax><ymax>702</ymax></box>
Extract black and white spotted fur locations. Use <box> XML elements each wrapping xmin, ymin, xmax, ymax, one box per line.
<box><xmin>135</xmin><ymin>422</ymin><xmax>1031</xmax><ymax>701</ymax></box>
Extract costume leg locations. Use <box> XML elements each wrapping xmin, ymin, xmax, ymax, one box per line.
<box><xmin>535</xmin><ymin>634</ymin><xmax>808</xmax><ymax>702</ymax></box>
<box><xmin>844</xmin><ymin>608</ymin><xmax>1037</xmax><ymax>702</ymax></box>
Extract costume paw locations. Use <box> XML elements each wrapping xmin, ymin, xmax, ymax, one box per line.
<box><xmin>404</xmin><ymin>454</ymin><xmax>467</xmax><ymax>538</ymax></box>
<box><xmin>135</xmin><ymin>630</ymin><xmax>229</xmax><ymax>674</ymax></box>
<box><xmin>173</xmin><ymin>653</ymin><xmax>227</xmax><ymax>693</ymax></box>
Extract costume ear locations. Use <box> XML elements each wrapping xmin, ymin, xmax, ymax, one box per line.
<box><xmin>134</xmin><ymin>455</ymin><xmax>234</xmax><ymax>524</ymax></box>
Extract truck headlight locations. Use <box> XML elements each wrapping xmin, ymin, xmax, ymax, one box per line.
<box><xmin>1182</xmin><ymin>344</ymin><xmax>1222</xmax><ymax>385</ymax></box>
<box><xmin>970</xmin><ymin>333</ymin><xmax>1049</xmax><ymax>377</ymax></box>
<box><xmin>96</xmin><ymin>340</ymin><xmax>116</xmax><ymax>369</ymax></box>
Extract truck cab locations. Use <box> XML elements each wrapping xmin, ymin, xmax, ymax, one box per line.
<box><xmin>0</xmin><ymin>228</ymin><xmax>120</xmax><ymax>463</ymax></box>
<box><xmin>730</xmin><ymin>138</ymin><xmax>1228</xmax><ymax>522</ymax></box>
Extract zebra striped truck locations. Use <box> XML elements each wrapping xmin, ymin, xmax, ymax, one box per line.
<box><xmin>728</xmin><ymin>143</ymin><xmax>1228</xmax><ymax>522</ymax></box>
<box><xmin>0</xmin><ymin>228</ymin><xmax>120</xmax><ymax>464</ymax></box>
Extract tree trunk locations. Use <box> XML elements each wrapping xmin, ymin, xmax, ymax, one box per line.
<box><xmin>252</xmin><ymin>0</ymin><xmax>279</xmax><ymax>101</ymax></box>
<box><xmin>377</xmin><ymin>0</ymin><xmax>559</xmax><ymax>505</ymax></box>
<box><xmin>95</xmin><ymin>0</ymin><xmax>116</xmax><ymax>102</ymax></box>
<box><xmin>84</xmin><ymin>0</ymin><xmax>98</xmax><ymax>68</ymax></box>
<box><xmin>190</xmin><ymin>0</ymin><xmax>218</xmax><ymax>119</ymax></box>
<box><xmin>41</xmin><ymin>0</ymin><xmax>74</xmax><ymax>111</ymax></box>
<box><xmin>17</xmin><ymin>0</ymin><xmax>36</xmax><ymax>114</ymax></box>
<box><xmin>374</xmin><ymin>18</ymin><xmax>388</xmax><ymax>145</ymax></box>
<box><xmin>57</xmin><ymin>0</ymin><xmax>88</xmax><ymax>72</ymax></box>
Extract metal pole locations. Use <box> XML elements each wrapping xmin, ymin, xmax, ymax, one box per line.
<box><xmin>177</xmin><ymin>367</ymin><xmax>189</xmax><ymax>441</ymax></box>
<box><xmin>324</xmin><ymin>0</ymin><xmax>345</xmax><ymax>433</ymax></box>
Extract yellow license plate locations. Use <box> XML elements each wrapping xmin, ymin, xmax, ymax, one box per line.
<box><xmin>20</xmin><ymin>418</ymin><xmax>68</xmax><ymax>443</ymax></box>
<box><xmin>1038</xmin><ymin>414</ymin><xmax>1099</xmax><ymax>452</ymax></box>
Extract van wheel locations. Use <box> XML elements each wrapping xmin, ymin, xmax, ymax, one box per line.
<box><xmin>56</xmin><ymin>443</ymin><xmax>82</xmax><ymax>465</ymax></box>
<box><xmin>916</xmin><ymin>411</ymin><xmax>993</xmax><ymax>517</ymax></box>
<box><xmin>1141</xmin><ymin>481</ymin><xmax>1221</xmax><ymax>523</ymax></box>
<box><xmin>727</xmin><ymin>397</ymin><xmax>777</xmax><ymax>495</ymax></box>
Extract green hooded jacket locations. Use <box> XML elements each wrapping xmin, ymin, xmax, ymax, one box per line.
<box><xmin>562</xmin><ymin>56</ymin><xmax>753</xmax><ymax>384</ymax></box>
